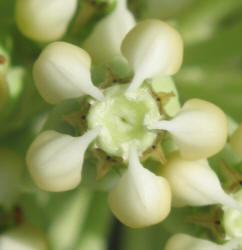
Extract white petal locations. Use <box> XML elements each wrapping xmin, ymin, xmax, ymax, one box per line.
<box><xmin>108</xmin><ymin>145</ymin><xmax>171</xmax><ymax>228</ymax></box>
<box><xmin>26</xmin><ymin>127</ymin><xmax>100</xmax><ymax>192</ymax></box>
<box><xmin>83</xmin><ymin>0</ymin><xmax>136</xmax><ymax>64</ymax></box>
<box><xmin>15</xmin><ymin>0</ymin><xmax>77</xmax><ymax>42</ymax></box>
<box><xmin>33</xmin><ymin>42</ymin><xmax>104</xmax><ymax>104</ymax></box>
<box><xmin>122</xmin><ymin>19</ymin><xmax>183</xmax><ymax>93</ymax></box>
<box><xmin>0</xmin><ymin>225</ymin><xmax>48</xmax><ymax>250</ymax></box>
<box><xmin>149</xmin><ymin>99</ymin><xmax>227</xmax><ymax>160</ymax></box>
<box><xmin>230</xmin><ymin>124</ymin><xmax>242</xmax><ymax>158</ymax></box>
<box><xmin>164</xmin><ymin>234</ymin><xmax>241</xmax><ymax>250</ymax></box>
<box><xmin>162</xmin><ymin>153</ymin><xmax>242</xmax><ymax>210</ymax></box>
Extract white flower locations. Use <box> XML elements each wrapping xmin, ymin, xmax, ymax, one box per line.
<box><xmin>164</xmin><ymin>234</ymin><xmax>241</xmax><ymax>250</ymax></box>
<box><xmin>27</xmin><ymin>127</ymin><xmax>100</xmax><ymax>192</ymax></box>
<box><xmin>108</xmin><ymin>145</ymin><xmax>171</xmax><ymax>228</ymax></box>
<box><xmin>83</xmin><ymin>0</ymin><xmax>136</xmax><ymax>63</ymax></box>
<box><xmin>29</xmin><ymin>19</ymin><xmax>231</xmax><ymax>228</ymax></box>
<box><xmin>149</xmin><ymin>99</ymin><xmax>227</xmax><ymax>160</ymax></box>
<box><xmin>15</xmin><ymin>0</ymin><xmax>77</xmax><ymax>42</ymax></box>
<box><xmin>162</xmin><ymin>153</ymin><xmax>242</xmax><ymax>210</ymax></box>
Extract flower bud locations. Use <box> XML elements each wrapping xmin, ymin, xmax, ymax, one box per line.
<box><xmin>230</xmin><ymin>124</ymin><xmax>242</xmax><ymax>158</ymax></box>
<box><xmin>83</xmin><ymin>0</ymin><xmax>136</xmax><ymax>64</ymax></box>
<box><xmin>149</xmin><ymin>99</ymin><xmax>227</xmax><ymax>160</ymax></box>
<box><xmin>162</xmin><ymin>153</ymin><xmax>242</xmax><ymax>210</ymax></box>
<box><xmin>108</xmin><ymin>145</ymin><xmax>171</xmax><ymax>228</ymax></box>
<box><xmin>122</xmin><ymin>19</ymin><xmax>183</xmax><ymax>92</ymax></box>
<box><xmin>27</xmin><ymin>127</ymin><xmax>100</xmax><ymax>192</ymax></box>
<box><xmin>0</xmin><ymin>225</ymin><xmax>49</xmax><ymax>250</ymax></box>
<box><xmin>33</xmin><ymin>42</ymin><xmax>104</xmax><ymax>104</ymax></box>
<box><xmin>223</xmin><ymin>189</ymin><xmax>242</xmax><ymax>248</ymax></box>
<box><xmin>164</xmin><ymin>234</ymin><xmax>241</xmax><ymax>250</ymax></box>
<box><xmin>15</xmin><ymin>0</ymin><xmax>77</xmax><ymax>42</ymax></box>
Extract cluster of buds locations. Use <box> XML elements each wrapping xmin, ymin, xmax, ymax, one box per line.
<box><xmin>18</xmin><ymin>0</ymin><xmax>241</xmax><ymax>231</ymax></box>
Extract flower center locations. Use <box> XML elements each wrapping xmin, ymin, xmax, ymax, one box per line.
<box><xmin>87</xmin><ymin>84</ymin><xmax>160</xmax><ymax>159</ymax></box>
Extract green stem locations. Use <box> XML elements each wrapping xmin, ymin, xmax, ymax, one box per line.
<box><xmin>74</xmin><ymin>191</ymin><xmax>113</xmax><ymax>250</ymax></box>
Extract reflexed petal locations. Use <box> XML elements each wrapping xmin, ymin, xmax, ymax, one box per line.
<box><xmin>230</xmin><ymin>124</ymin><xmax>242</xmax><ymax>158</ymax></box>
<box><xmin>83</xmin><ymin>0</ymin><xmax>135</xmax><ymax>64</ymax></box>
<box><xmin>26</xmin><ymin>127</ymin><xmax>100</xmax><ymax>192</ymax></box>
<box><xmin>162</xmin><ymin>153</ymin><xmax>242</xmax><ymax>210</ymax></box>
<box><xmin>108</xmin><ymin>145</ymin><xmax>171</xmax><ymax>228</ymax></box>
<box><xmin>33</xmin><ymin>42</ymin><xmax>104</xmax><ymax>104</ymax></box>
<box><xmin>122</xmin><ymin>19</ymin><xmax>183</xmax><ymax>92</ymax></box>
<box><xmin>15</xmin><ymin>0</ymin><xmax>77</xmax><ymax>42</ymax></box>
<box><xmin>164</xmin><ymin>234</ymin><xmax>241</xmax><ymax>250</ymax></box>
<box><xmin>149</xmin><ymin>99</ymin><xmax>227</xmax><ymax>160</ymax></box>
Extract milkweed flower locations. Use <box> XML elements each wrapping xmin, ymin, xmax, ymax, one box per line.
<box><xmin>27</xmin><ymin>19</ymin><xmax>234</xmax><ymax>228</ymax></box>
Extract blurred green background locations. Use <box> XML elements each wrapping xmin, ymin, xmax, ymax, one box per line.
<box><xmin>0</xmin><ymin>0</ymin><xmax>242</xmax><ymax>249</ymax></box>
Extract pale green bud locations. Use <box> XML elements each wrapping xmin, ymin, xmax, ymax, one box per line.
<box><xmin>108</xmin><ymin>145</ymin><xmax>171</xmax><ymax>228</ymax></box>
<box><xmin>15</xmin><ymin>0</ymin><xmax>77</xmax><ymax>42</ymax></box>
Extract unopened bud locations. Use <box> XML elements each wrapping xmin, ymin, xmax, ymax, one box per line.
<box><xmin>108</xmin><ymin>145</ymin><xmax>171</xmax><ymax>228</ymax></box>
<box><xmin>15</xmin><ymin>0</ymin><xmax>77</xmax><ymax>42</ymax></box>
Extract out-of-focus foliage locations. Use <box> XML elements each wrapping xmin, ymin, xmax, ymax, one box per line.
<box><xmin>0</xmin><ymin>0</ymin><xmax>242</xmax><ymax>249</ymax></box>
